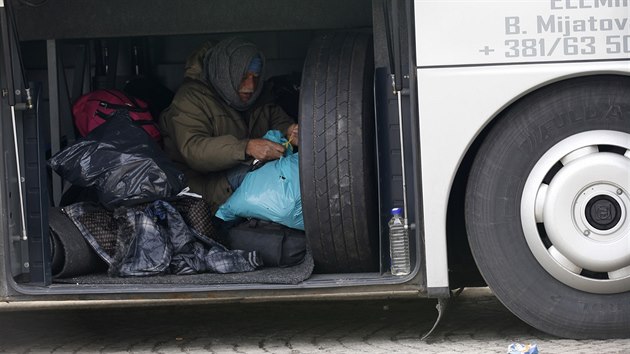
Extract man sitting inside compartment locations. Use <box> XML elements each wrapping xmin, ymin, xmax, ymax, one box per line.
<box><xmin>160</xmin><ymin>37</ymin><xmax>299</xmax><ymax>212</ymax></box>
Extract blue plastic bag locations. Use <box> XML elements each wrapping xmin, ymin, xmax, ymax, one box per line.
<box><xmin>507</xmin><ymin>343</ymin><xmax>538</xmax><ymax>354</ymax></box>
<box><xmin>262</xmin><ymin>129</ymin><xmax>294</xmax><ymax>155</ymax></box>
<box><xmin>215</xmin><ymin>131</ymin><xmax>303</xmax><ymax>230</ymax></box>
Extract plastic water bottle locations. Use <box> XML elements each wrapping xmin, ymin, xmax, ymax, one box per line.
<box><xmin>389</xmin><ymin>207</ymin><xmax>410</xmax><ymax>276</ymax></box>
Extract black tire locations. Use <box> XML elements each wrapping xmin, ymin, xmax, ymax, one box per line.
<box><xmin>465</xmin><ymin>75</ymin><xmax>630</xmax><ymax>338</ymax></box>
<box><xmin>299</xmin><ymin>32</ymin><xmax>378</xmax><ymax>273</ymax></box>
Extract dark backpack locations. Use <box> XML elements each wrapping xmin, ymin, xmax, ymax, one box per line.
<box><xmin>226</xmin><ymin>219</ymin><xmax>306</xmax><ymax>267</ymax></box>
<box><xmin>72</xmin><ymin>89</ymin><xmax>161</xmax><ymax>142</ymax></box>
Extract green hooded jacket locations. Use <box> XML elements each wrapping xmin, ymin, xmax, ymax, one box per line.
<box><xmin>159</xmin><ymin>40</ymin><xmax>294</xmax><ymax>211</ymax></box>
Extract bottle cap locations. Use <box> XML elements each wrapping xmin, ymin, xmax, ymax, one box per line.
<box><xmin>391</xmin><ymin>207</ymin><xmax>402</xmax><ymax>215</ymax></box>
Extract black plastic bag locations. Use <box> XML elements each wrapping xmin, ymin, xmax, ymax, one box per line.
<box><xmin>49</xmin><ymin>110</ymin><xmax>186</xmax><ymax>209</ymax></box>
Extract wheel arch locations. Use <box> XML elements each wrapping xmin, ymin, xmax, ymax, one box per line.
<box><xmin>444</xmin><ymin>71</ymin><xmax>630</xmax><ymax>289</ymax></box>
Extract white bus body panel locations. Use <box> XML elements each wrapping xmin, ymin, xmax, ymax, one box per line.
<box><xmin>415</xmin><ymin>0</ymin><xmax>630</xmax><ymax>292</ymax></box>
<box><xmin>415</xmin><ymin>0</ymin><xmax>629</xmax><ymax>67</ymax></box>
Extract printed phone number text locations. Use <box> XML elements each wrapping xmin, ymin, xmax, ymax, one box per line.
<box><xmin>504</xmin><ymin>35</ymin><xmax>629</xmax><ymax>57</ymax></box>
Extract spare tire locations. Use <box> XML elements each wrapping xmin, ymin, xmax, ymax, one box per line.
<box><xmin>299</xmin><ymin>32</ymin><xmax>378</xmax><ymax>273</ymax></box>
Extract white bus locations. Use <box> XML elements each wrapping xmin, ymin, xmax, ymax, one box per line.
<box><xmin>0</xmin><ymin>0</ymin><xmax>627</xmax><ymax>339</ymax></box>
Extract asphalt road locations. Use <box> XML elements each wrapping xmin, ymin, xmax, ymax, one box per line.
<box><xmin>0</xmin><ymin>288</ymin><xmax>628</xmax><ymax>353</ymax></box>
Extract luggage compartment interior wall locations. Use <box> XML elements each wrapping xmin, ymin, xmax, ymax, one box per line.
<box><xmin>19</xmin><ymin>32</ymin><xmax>319</xmax><ymax>121</ymax></box>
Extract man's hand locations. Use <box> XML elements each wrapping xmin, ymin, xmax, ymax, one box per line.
<box><xmin>286</xmin><ymin>123</ymin><xmax>299</xmax><ymax>147</ymax></box>
<box><xmin>246</xmin><ymin>138</ymin><xmax>285</xmax><ymax>161</ymax></box>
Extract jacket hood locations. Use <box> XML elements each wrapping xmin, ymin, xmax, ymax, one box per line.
<box><xmin>184</xmin><ymin>41</ymin><xmax>213</xmax><ymax>81</ymax></box>
<box><xmin>201</xmin><ymin>37</ymin><xmax>265</xmax><ymax>111</ymax></box>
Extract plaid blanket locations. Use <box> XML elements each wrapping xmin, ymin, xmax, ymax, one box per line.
<box><xmin>63</xmin><ymin>198</ymin><xmax>261</xmax><ymax>277</ymax></box>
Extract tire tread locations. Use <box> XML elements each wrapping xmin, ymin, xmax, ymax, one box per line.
<box><xmin>300</xmin><ymin>32</ymin><xmax>377</xmax><ymax>272</ymax></box>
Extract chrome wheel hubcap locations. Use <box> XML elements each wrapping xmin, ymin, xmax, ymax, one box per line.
<box><xmin>521</xmin><ymin>131</ymin><xmax>630</xmax><ymax>294</ymax></box>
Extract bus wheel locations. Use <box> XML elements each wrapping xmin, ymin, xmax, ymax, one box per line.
<box><xmin>465</xmin><ymin>75</ymin><xmax>630</xmax><ymax>338</ymax></box>
<box><xmin>298</xmin><ymin>32</ymin><xmax>378</xmax><ymax>273</ymax></box>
